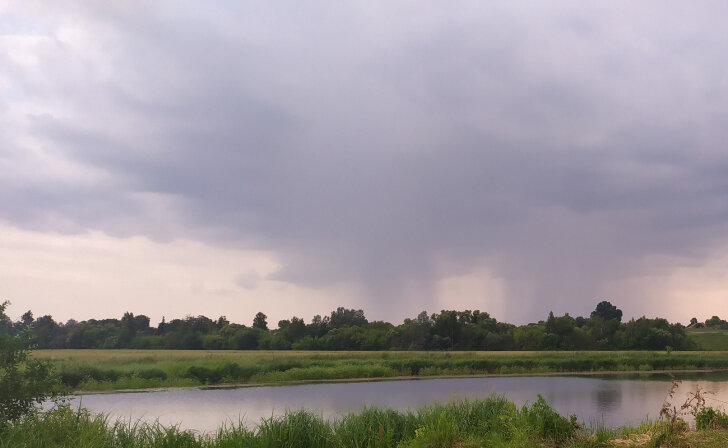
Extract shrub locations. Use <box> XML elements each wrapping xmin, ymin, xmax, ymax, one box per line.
<box><xmin>0</xmin><ymin>301</ymin><xmax>62</xmax><ymax>423</ymax></box>
<box><xmin>58</xmin><ymin>366</ymin><xmax>122</xmax><ymax>388</ymax></box>
<box><xmin>184</xmin><ymin>362</ymin><xmax>258</xmax><ymax>384</ymax></box>
<box><xmin>695</xmin><ymin>407</ymin><xmax>728</xmax><ymax>430</ymax></box>
<box><xmin>136</xmin><ymin>368</ymin><xmax>168</xmax><ymax>380</ymax></box>
<box><xmin>520</xmin><ymin>395</ymin><xmax>576</xmax><ymax>443</ymax></box>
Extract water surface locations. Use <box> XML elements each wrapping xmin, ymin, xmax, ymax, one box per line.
<box><xmin>67</xmin><ymin>372</ymin><xmax>728</xmax><ymax>432</ymax></box>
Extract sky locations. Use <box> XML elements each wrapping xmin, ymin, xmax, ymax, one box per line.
<box><xmin>1</xmin><ymin>1</ymin><xmax>728</xmax><ymax>326</ymax></box>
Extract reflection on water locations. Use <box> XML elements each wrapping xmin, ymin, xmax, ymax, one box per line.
<box><xmin>63</xmin><ymin>371</ymin><xmax>728</xmax><ymax>433</ymax></box>
<box><xmin>592</xmin><ymin>381</ymin><xmax>622</xmax><ymax>414</ymax></box>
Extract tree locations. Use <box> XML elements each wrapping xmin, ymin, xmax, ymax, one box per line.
<box><xmin>329</xmin><ymin>307</ymin><xmax>367</xmax><ymax>328</ymax></box>
<box><xmin>17</xmin><ymin>311</ymin><xmax>33</xmax><ymax>332</ymax></box>
<box><xmin>545</xmin><ymin>311</ymin><xmax>557</xmax><ymax>334</ymax></box>
<box><xmin>405</xmin><ymin>311</ymin><xmax>432</xmax><ymax>350</ymax></box>
<box><xmin>705</xmin><ymin>316</ymin><xmax>728</xmax><ymax>329</ymax></box>
<box><xmin>308</xmin><ymin>314</ymin><xmax>329</xmax><ymax>337</ymax></box>
<box><xmin>216</xmin><ymin>316</ymin><xmax>229</xmax><ymax>328</ymax></box>
<box><xmin>432</xmin><ymin>310</ymin><xmax>461</xmax><ymax>349</ymax></box>
<box><xmin>284</xmin><ymin>317</ymin><xmax>306</xmax><ymax>342</ymax></box>
<box><xmin>119</xmin><ymin>312</ymin><xmax>137</xmax><ymax>346</ymax></box>
<box><xmin>156</xmin><ymin>317</ymin><xmax>167</xmax><ymax>335</ymax></box>
<box><xmin>591</xmin><ymin>301</ymin><xmax>623</xmax><ymax>322</ymax></box>
<box><xmin>253</xmin><ymin>312</ymin><xmax>268</xmax><ymax>331</ymax></box>
<box><xmin>31</xmin><ymin>315</ymin><xmax>64</xmax><ymax>348</ymax></box>
<box><xmin>514</xmin><ymin>324</ymin><xmax>546</xmax><ymax>350</ymax></box>
<box><xmin>0</xmin><ymin>301</ymin><xmax>61</xmax><ymax>423</ymax></box>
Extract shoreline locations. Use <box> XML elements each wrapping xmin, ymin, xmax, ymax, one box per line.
<box><xmin>72</xmin><ymin>367</ymin><xmax>728</xmax><ymax>395</ymax></box>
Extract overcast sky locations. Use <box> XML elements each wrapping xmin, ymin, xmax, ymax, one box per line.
<box><xmin>2</xmin><ymin>1</ymin><xmax>728</xmax><ymax>326</ymax></box>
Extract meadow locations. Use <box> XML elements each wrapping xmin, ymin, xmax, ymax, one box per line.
<box><xmin>34</xmin><ymin>349</ymin><xmax>728</xmax><ymax>392</ymax></box>
<box><xmin>687</xmin><ymin>329</ymin><xmax>728</xmax><ymax>351</ymax></box>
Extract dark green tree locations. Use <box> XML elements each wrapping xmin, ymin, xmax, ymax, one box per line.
<box><xmin>119</xmin><ymin>312</ymin><xmax>137</xmax><ymax>346</ymax></box>
<box><xmin>253</xmin><ymin>312</ymin><xmax>268</xmax><ymax>331</ymax></box>
<box><xmin>329</xmin><ymin>307</ymin><xmax>367</xmax><ymax>328</ymax></box>
<box><xmin>591</xmin><ymin>301</ymin><xmax>623</xmax><ymax>322</ymax></box>
<box><xmin>432</xmin><ymin>311</ymin><xmax>461</xmax><ymax>349</ymax></box>
<box><xmin>705</xmin><ymin>316</ymin><xmax>728</xmax><ymax>329</ymax></box>
<box><xmin>308</xmin><ymin>314</ymin><xmax>329</xmax><ymax>337</ymax></box>
<box><xmin>16</xmin><ymin>311</ymin><xmax>33</xmax><ymax>333</ymax></box>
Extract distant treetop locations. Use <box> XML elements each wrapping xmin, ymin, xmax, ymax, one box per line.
<box><xmin>591</xmin><ymin>301</ymin><xmax>623</xmax><ymax>322</ymax></box>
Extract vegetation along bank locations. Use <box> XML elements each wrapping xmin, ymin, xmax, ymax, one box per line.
<box><xmin>32</xmin><ymin>349</ymin><xmax>728</xmax><ymax>392</ymax></box>
<box><xmin>5</xmin><ymin>396</ymin><xmax>728</xmax><ymax>447</ymax></box>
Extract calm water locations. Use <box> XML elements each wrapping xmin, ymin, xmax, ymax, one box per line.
<box><xmin>65</xmin><ymin>372</ymin><xmax>728</xmax><ymax>432</ymax></box>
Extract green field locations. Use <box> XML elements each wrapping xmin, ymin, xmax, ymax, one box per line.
<box><xmin>688</xmin><ymin>329</ymin><xmax>728</xmax><ymax>351</ymax></box>
<box><xmin>34</xmin><ymin>349</ymin><xmax>728</xmax><ymax>392</ymax></box>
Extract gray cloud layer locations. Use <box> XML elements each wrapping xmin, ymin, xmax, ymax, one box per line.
<box><xmin>3</xmin><ymin>1</ymin><xmax>728</xmax><ymax>321</ymax></box>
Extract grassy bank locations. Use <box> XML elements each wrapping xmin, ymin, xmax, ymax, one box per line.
<box><xmin>688</xmin><ymin>329</ymin><xmax>728</xmax><ymax>351</ymax></box>
<box><xmin>3</xmin><ymin>396</ymin><xmax>728</xmax><ymax>448</ymax></box>
<box><xmin>34</xmin><ymin>349</ymin><xmax>728</xmax><ymax>392</ymax></box>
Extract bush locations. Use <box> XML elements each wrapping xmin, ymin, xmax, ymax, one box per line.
<box><xmin>695</xmin><ymin>407</ymin><xmax>728</xmax><ymax>430</ymax></box>
<box><xmin>520</xmin><ymin>395</ymin><xmax>576</xmax><ymax>443</ymax></box>
<box><xmin>184</xmin><ymin>362</ymin><xmax>257</xmax><ymax>384</ymax></box>
<box><xmin>59</xmin><ymin>366</ymin><xmax>122</xmax><ymax>388</ymax></box>
<box><xmin>136</xmin><ymin>368</ymin><xmax>168</xmax><ymax>380</ymax></box>
<box><xmin>0</xmin><ymin>301</ymin><xmax>62</xmax><ymax>423</ymax></box>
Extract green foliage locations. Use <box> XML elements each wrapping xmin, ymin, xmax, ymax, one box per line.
<box><xmin>520</xmin><ymin>395</ymin><xmax>577</xmax><ymax>443</ymax></box>
<box><xmin>184</xmin><ymin>362</ymin><xmax>256</xmax><ymax>384</ymax></box>
<box><xmin>0</xmin><ymin>301</ymin><xmax>61</xmax><ymax>423</ymax></box>
<box><xmin>136</xmin><ymin>368</ymin><xmax>168</xmax><ymax>380</ymax></box>
<box><xmin>253</xmin><ymin>312</ymin><xmax>269</xmax><ymax>331</ymax></box>
<box><xmin>591</xmin><ymin>301</ymin><xmax>623</xmax><ymax>322</ymax></box>
<box><xmin>696</xmin><ymin>407</ymin><xmax>728</xmax><ymax>430</ymax></box>
<box><xmin>34</xmin><ymin>349</ymin><xmax>728</xmax><ymax>392</ymax></box>
<box><xmin>9</xmin><ymin>300</ymin><xmax>702</xmax><ymax>354</ymax></box>
<box><xmin>404</xmin><ymin>413</ymin><xmax>463</xmax><ymax>448</ymax></box>
<box><xmin>58</xmin><ymin>365</ymin><xmax>123</xmax><ymax>388</ymax></box>
<box><xmin>705</xmin><ymin>316</ymin><xmax>728</xmax><ymax>330</ymax></box>
<box><xmin>333</xmin><ymin>407</ymin><xmax>418</xmax><ymax>448</ymax></box>
<box><xmin>329</xmin><ymin>307</ymin><xmax>368</xmax><ymax>329</ymax></box>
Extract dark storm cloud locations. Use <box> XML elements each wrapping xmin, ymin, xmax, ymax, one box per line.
<box><xmin>3</xmin><ymin>1</ymin><xmax>728</xmax><ymax>320</ymax></box>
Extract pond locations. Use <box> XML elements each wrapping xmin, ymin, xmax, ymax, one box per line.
<box><xmin>65</xmin><ymin>372</ymin><xmax>728</xmax><ymax>432</ymax></box>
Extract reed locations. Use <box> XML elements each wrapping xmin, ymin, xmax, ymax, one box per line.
<box><xmin>33</xmin><ymin>349</ymin><xmax>728</xmax><ymax>392</ymax></box>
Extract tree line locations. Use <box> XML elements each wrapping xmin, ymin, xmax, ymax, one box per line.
<box><xmin>1</xmin><ymin>301</ymin><xmax>702</xmax><ymax>351</ymax></box>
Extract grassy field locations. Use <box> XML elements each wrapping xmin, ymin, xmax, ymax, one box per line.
<box><xmin>3</xmin><ymin>396</ymin><xmax>728</xmax><ymax>448</ymax></box>
<box><xmin>34</xmin><ymin>349</ymin><xmax>728</xmax><ymax>392</ymax></box>
<box><xmin>688</xmin><ymin>329</ymin><xmax>728</xmax><ymax>351</ymax></box>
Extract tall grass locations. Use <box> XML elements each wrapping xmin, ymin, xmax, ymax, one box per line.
<box><xmin>33</xmin><ymin>349</ymin><xmax>728</xmax><ymax>392</ymax></box>
<box><xmin>4</xmin><ymin>396</ymin><xmax>728</xmax><ymax>447</ymax></box>
<box><xmin>0</xmin><ymin>397</ymin><xmax>581</xmax><ymax>448</ymax></box>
